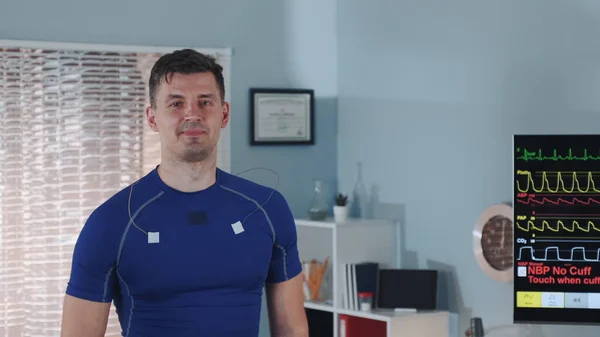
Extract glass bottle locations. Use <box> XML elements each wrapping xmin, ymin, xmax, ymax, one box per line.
<box><xmin>351</xmin><ymin>161</ymin><xmax>368</xmax><ymax>218</ymax></box>
<box><xmin>308</xmin><ymin>179</ymin><xmax>329</xmax><ymax>221</ymax></box>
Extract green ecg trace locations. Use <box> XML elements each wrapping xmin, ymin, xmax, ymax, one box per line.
<box><xmin>517</xmin><ymin>148</ymin><xmax>600</xmax><ymax>161</ymax></box>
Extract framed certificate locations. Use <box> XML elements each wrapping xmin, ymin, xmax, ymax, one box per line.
<box><xmin>250</xmin><ymin>88</ymin><xmax>314</xmax><ymax>145</ymax></box>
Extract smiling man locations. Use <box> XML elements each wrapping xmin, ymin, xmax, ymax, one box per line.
<box><xmin>60</xmin><ymin>49</ymin><xmax>308</xmax><ymax>337</ymax></box>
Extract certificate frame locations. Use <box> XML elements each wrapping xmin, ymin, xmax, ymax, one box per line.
<box><xmin>249</xmin><ymin>88</ymin><xmax>315</xmax><ymax>145</ymax></box>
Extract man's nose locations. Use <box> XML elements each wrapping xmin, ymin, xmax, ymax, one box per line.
<box><xmin>184</xmin><ymin>102</ymin><xmax>204</xmax><ymax>119</ymax></box>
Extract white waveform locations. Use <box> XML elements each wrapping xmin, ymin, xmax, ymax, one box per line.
<box><xmin>517</xmin><ymin>246</ymin><xmax>600</xmax><ymax>262</ymax></box>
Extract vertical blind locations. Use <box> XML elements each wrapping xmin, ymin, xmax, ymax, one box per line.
<box><xmin>0</xmin><ymin>41</ymin><xmax>232</xmax><ymax>337</ymax></box>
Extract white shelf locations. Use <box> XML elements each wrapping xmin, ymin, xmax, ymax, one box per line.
<box><xmin>296</xmin><ymin>217</ymin><xmax>450</xmax><ymax>337</ymax></box>
<box><xmin>304</xmin><ymin>300</ymin><xmax>334</xmax><ymax>312</ymax></box>
<box><xmin>336</xmin><ymin>307</ymin><xmax>397</xmax><ymax>322</ymax></box>
<box><xmin>336</xmin><ymin>307</ymin><xmax>447</xmax><ymax>323</ymax></box>
<box><xmin>295</xmin><ymin>217</ymin><xmax>393</xmax><ymax>229</ymax></box>
<box><xmin>295</xmin><ymin>218</ymin><xmax>335</xmax><ymax>229</ymax></box>
<box><xmin>305</xmin><ymin>300</ymin><xmax>448</xmax><ymax>324</ymax></box>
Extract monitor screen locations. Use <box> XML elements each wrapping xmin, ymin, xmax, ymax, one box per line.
<box><xmin>376</xmin><ymin>269</ymin><xmax>438</xmax><ymax>310</ymax></box>
<box><xmin>514</xmin><ymin>134</ymin><xmax>600</xmax><ymax>325</ymax></box>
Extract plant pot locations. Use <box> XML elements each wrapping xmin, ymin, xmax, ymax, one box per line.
<box><xmin>333</xmin><ymin>205</ymin><xmax>348</xmax><ymax>223</ymax></box>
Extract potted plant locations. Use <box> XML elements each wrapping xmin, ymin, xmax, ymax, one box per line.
<box><xmin>333</xmin><ymin>193</ymin><xmax>349</xmax><ymax>223</ymax></box>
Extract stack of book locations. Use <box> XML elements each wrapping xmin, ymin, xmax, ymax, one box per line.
<box><xmin>341</xmin><ymin>261</ymin><xmax>379</xmax><ymax>310</ymax></box>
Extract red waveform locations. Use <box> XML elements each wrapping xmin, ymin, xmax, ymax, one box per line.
<box><xmin>517</xmin><ymin>196</ymin><xmax>600</xmax><ymax>205</ymax></box>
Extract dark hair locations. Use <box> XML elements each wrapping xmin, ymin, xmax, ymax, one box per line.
<box><xmin>148</xmin><ymin>49</ymin><xmax>225</xmax><ymax>107</ymax></box>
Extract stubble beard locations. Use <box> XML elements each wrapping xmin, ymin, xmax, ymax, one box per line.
<box><xmin>178</xmin><ymin>139</ymin><xmax>215</xmax><ymax>163</ymax></box>
<box><xmin>181</xmin><ymin>146</ymin><xmax>211</xmax><ymax>163</ymax></box>
<box><xmin>174</xmin><ymin>121</ymin><xmax>215</xmax><ymax>163</ymax></box>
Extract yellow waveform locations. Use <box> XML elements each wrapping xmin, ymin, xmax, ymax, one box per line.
<box><xmin>515</xmin><ymin>171</ymin><xmax>600</xmax><ymax>193</ymax></box>
<box><xmin>516</xmin><ymin>220</ymin><xmax>600</xmax><ymax>232</ymax></box>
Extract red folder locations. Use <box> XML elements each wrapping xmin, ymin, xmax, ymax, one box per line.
<box><xmin>339</xmin><ymin>314</ymin><xmax>386</xmax><ymax>337</ymax></box>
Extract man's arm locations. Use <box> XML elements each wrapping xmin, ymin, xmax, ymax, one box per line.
<box><xmin>263</xmin><ymin>190</ymin><xmax>309</xmax><ymax>337</ymax></box>
<box><xmin>60</xmin><ymin>295</ymin><xmax>111</xmax><ymax>337</ymax></box>
<box><xmin>266</xmin><ymin>273</ymin><xmax>309</xmax><ymax>337</ymax></box>
<box><xmin>60</xmin><ymin>203</ymin><xmax>120</xmax><ymax>337</ymax></box>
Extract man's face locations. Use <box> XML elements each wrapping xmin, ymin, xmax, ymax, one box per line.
<box><xmin>146</xmin><ymin>72</ymin><xmax>230</xmax><ymax>163</ymax></box>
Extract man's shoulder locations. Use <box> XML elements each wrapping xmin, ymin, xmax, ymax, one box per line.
<box><xmin>91</xmin><ymin>171</ymin><xmax>160</xmax><ymax>220</ymax></box>
<box><xmin>218</xmin><ymin>168</ymin><xmax>286</xmax><ymax>205</ymax></box>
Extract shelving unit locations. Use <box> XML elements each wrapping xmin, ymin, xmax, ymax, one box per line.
<box><xmin>296</xmin><ymin>217</ymin><xmax>450</xmax><ymax>337</ymax></box>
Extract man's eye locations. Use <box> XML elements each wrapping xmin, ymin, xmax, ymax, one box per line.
<box><xmin>170</xmin><ymin>102</ymin><xmax>182</xmax><ymax>108</ymax></box>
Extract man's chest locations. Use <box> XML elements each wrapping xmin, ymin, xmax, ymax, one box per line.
<box><xmin>117</xmin><ymin>205</ymin><xmax>274</xmax><ymax>299</ymax></box>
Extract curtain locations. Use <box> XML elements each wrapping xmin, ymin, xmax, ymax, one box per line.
<box><xmin>0</xmin><ymin>43</ymin><xmax>231</xmax><ymax>337</ymax></box>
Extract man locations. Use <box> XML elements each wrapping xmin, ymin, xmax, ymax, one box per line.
<box><xmin>60</xmin><ymin>49</ymin><xmax>308</xmax><ymax>337</ymax></box>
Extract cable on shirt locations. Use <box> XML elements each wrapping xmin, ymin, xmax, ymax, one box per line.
<box><xmin>126</xmin><ymin>167</ymin><xmax>280</xmax><ymax>237</ymax></box>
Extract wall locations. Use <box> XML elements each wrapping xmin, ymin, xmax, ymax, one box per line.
<box><xmin>0</xmin><ymin>0</ymin><xmax>338</xmax><ymax>215</ymax></box>
<box><xmin>337</xmin><ymin>0</ymin><xmax>600</xmax><ymax>336</ymax></box>
<box><xmin>0</xmin><ymin>0</ymin><xmax>337</xmax><ymax>336</ymax></box>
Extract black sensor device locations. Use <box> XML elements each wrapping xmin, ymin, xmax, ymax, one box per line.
<box><xmin>188</xmin><ymin>211</ymin><xmax>208</xmax><ymax>225</ymax></box>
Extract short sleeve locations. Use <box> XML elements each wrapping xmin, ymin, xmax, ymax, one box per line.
<box><xmin>65</xmin><ymin>205</ymin><xmax>120</xmax><ymax>303</ymax></box>
<box><xmin>265</xmin><ymin>191</ymin><xmax>302</xmax><ymax>283</ymax></box>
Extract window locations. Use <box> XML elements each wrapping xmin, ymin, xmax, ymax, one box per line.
<box><xmin>0</xmin><ymin>40</ymin><xmax>232</xmax><ymax>336</ymax></box>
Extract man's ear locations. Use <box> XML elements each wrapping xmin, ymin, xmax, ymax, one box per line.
<box><xmin>146</xmin><ymin>106</ymin><xmax>159</xmax><ymax>132</ymax></box>
<box><xmin>221</xmin><ymin>101</ymin><xmax>230</xmax><ymax>128</ymax></box>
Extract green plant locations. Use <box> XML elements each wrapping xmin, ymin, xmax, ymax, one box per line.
<box><xmin>335</xmin><ymin>193</ymin><xmax>349</xmax><ymax>206</ymax></box>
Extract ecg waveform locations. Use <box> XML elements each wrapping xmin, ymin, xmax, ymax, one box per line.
<box><xmin>517</xmin><ymin>246</ymin><xmax>600</xmax><ymax>262</ymax></box>
<box><xmin>516</xmin><ymin>148</ymin><xmax>600</xmax><ymax>161</ymax></box>
<box><xmin>515</xmin><ymin>171</ymin><xmax>600</xmax><ymax>193</ymax></box>
<box><xmin>516</xmin><ymin>220</ymin><xmax>600</xmax><ymax>233</ymax></box>
<box><xmin>516</xmin><ymin>196</ymin><xmax>600</xmax><ymax>206</ymax></box>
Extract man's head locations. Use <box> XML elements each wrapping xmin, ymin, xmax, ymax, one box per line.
<box><xmin>146</xmin><ymin>49</ymin><xmax>230</xmax><ymax>164</ymax></box>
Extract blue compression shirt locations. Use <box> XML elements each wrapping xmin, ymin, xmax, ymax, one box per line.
<box><xmin>65</xmin><ymin>167</ymin><xmax>302</xmax><ymax>337</ymax></box>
